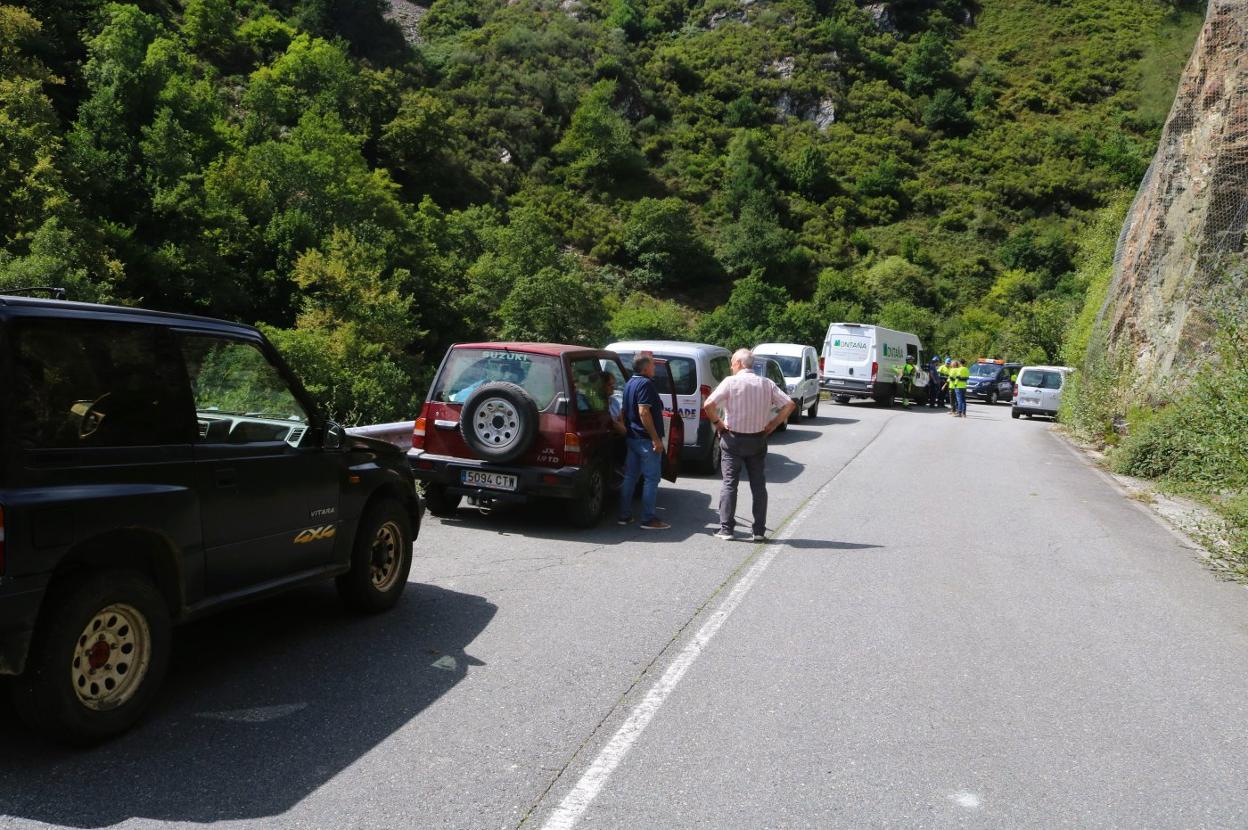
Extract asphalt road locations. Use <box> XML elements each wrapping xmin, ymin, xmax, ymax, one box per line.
<box><xmin>3</xmin><ymin>400</ymin><xmax>1248</xmax><ymax>829</ymax></box>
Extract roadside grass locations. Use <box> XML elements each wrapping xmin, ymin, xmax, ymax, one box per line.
<box><xmin>1108</xmin><ymin>323</ymin><xmax>1248</xmax><ymax>575</ymax></box>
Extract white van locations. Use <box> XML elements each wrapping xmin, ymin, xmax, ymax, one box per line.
<box><xmin>820</xmin><ymin>323</ymin><xmax>929</xmax><ymax>405</ymax></box>
<box><xmin>606</xmin><ymin>340</ymin><xmax>732</xmax><ymax>471</ymax></box>
<box><xmin>1011</xmin><ymin>365</ymin><xmax>1073</xmax><ymax>419</ymax></box>
<box><xmin>753</xmin><ymin>342</ymin><xmax>821</xmax><ymax>421</ymax></box>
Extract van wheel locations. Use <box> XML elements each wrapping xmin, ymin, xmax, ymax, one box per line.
<box><xmin>424</xmin><ymin>484</ymin><xmax>461</xmax><ymax>517</ymax></box>
<box><xmin>788</xmin><ymin>405</ymin><xmax>801</xmax><ymax>424</ymax></box>
<box><xmin>807</xmin><ymin>396</ymin><xmax>819</xmax><ymax>418</ymax></box>
<box><xmin>337</xmin><ymin>498</ymin><xmax>412</xmax><ymax>613</ymax></box>
<box><xmin>569</xmin><ymin>464</ymin><xmax>606</xmax><ymax>528</ymax></box>
<box><xmin>12</xmin><ymin>571</ymin><xmax>171</xmax><ymax>745</ymax></box>
<box><xmin>1011</xmin><ymin>409</ymin><xmax>1020</xmax><ymax>420</ymax></box>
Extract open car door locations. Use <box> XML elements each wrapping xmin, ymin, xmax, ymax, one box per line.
<box><xmin>653</xmin><ymin>359</ymin><xmax>684</xmax><ymax>483</ymax></box>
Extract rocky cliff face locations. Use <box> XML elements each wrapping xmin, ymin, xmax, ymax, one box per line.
<box><xmin>1099</xmin><ymin>0</ymin><xmax>1247</xmax><ymax>399</ymax></box>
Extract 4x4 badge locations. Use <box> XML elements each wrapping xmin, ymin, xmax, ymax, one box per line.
<box><xmin>294</xmin><ymin>525</ymin><xmax>336</xmax><ymax>544</ymax></box>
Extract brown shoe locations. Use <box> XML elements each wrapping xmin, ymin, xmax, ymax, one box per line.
<box><xmin>640</xmin><ymin>519</ymin><xmax>671</xmax><ymax>530</ymax></box>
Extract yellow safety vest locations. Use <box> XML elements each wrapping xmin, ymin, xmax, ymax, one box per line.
<box><xmin>953</xmin><ymin>366</ymin><xmax>969</xmax><ymax>389</ymax></box>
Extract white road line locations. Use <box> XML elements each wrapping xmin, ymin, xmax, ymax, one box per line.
<box><xmin>539</xmin><ymin>474</ymin><xmax>840</xmax><ymax>830</ymax></box>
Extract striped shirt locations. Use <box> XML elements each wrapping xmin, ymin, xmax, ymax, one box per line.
<box><xmin>704</xmin><ymin>370</ymin><xmax>792</xmax><ymax>434</ymax></box>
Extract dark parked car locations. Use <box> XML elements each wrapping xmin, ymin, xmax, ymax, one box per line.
<box><xmin>410</xmin><ymin>342</ymin><xmax>683</xmax><ymax>526</ymax></box>
<box><xmin>966</xmin><ymin>360</ymin><xmax>1023</xmax><ymax>404</ymax></box>
<box><xmin>0</xmin><ymin>294</ymin><xmax>423</xmax><ymax>743</ymax></box>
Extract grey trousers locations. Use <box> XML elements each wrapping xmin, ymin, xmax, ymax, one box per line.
<box><xmin>718</xmin><ymin>431</ymin><xmax>768</xmax><ymax>535</ymax></box>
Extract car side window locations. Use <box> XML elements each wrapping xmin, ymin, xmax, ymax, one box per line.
<box><xmin>710</xmin><ymin>355</ymin><xmax>732</xmax><ymax>383</ymax></box>
<box><xmin>180</xmin><ymin>336</ymin><xmax>310</xmax><ymax>446</ymax></box>
<box><xmin>12</xmin><ymin>319</ymin><xmax>192</xmax><ymax>449</ymax></box>
<box><xmin>571</xmin><ymin>358</ymin><xmax>608</xmax><ymax>413</ymax></box>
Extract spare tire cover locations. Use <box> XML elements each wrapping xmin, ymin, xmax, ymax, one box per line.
<box><xmin>460</xmin><ymin>381</ymin><xmax>540</xmax><ymax>463</ymax></box>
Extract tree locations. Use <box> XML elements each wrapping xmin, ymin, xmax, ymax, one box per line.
<box><xmin>621</xmin><ymin>197</ymin><xmax>714</xmax><ymax>288</ymax></box>
<box><xmin>0</xmin><ymin>6</ymin><xmax>70</xmax><ymax>242</ymax></box>
<box><xmin>263</xmin><ymin>228</ymin><xmax>418</xmax><ymax>423</ymax></box>
<box><xmin>716</xmin><ymin>194</ymin><xmax>799</xmax><ymax>282</ymax></box>
<box><xmin>553</xmin><ymin>79</ymin><xmax>644</xmax><ymax>188</ymax></box>
<box><xmin>66</xmin><ymin>3</ymin><xmax>163</xmax><ymax>212</ymax></box>
<box><xmin>499</xmin><ymin>266</ymin><xmax>608</xmax><ymax>345</ymax></box>
<box><xmin>609</xmin><ymin>293</ymin><xmax>691</xmax><ymax>340</ymax></box>
<box><xmin>695</xmin><ymin>272</ymin><xmax>788</xmax><ymax>347</ymax></box>
<box><xmin>923</xmin><ymin>88</ymin><xmax>971</xmax><ymax>133</ymax></box>
<box><xmin>903</xmin><ymin>31</ymin><xmax>953</xmax><ymax>95</ymax></box>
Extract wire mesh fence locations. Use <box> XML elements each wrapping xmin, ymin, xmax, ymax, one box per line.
<box><xmin>1096</xmin><ymin>0</ymin><xmax>1247</xmax><ymax>383</ymax></box>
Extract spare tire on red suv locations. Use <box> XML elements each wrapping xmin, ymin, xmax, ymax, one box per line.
<box><xmin>459</xmin><ymin>381</ymin><xmax>539</xmax><ymax>463</ymax></box>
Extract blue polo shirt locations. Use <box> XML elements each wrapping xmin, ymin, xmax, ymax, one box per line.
<box><xmin>622</xmin><ymin>374</ymin><xmax>664</xmax><ymax>440</ymax></box>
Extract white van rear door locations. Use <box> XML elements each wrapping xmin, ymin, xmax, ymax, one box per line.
<box><xmin>824</xmin><ymin>332</ymin><xmax>872</xmax><ymax>379</ymax></box>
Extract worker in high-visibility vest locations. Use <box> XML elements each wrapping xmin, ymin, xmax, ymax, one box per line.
<box><xmin>897</xmin><ymin>355</ymin><xmax>917</xmax><ymax>407</ymax></box>
<box><xmin>950</xmin><ymin>360</ymin><xmax>970</xmax><ymax>417</ymax></box>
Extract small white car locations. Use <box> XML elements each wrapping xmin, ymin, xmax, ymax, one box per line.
<box><xmin>1012</xmin><ymin>365</ymin><xmax>1074</xmax><ymax>419</ymax></box>
<box><xmin>606</xmin><ymin>340</ymin><xmax>733</xmax><ymax>472</ymax></box>
<box><xmin>753</xmin><ymin>342</ymin><xmax>821</xmax><ymax>422</ymax></box>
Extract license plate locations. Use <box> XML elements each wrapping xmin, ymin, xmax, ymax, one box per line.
<box><xmin>460</xmin><ymin>470</ymin><xmax>518</xmax><ymax>491</ymax></box>
<box><xmin>1022</xmin><ymin>397</ymin><xmax>1040</xmax><ymax>406</ymax></box>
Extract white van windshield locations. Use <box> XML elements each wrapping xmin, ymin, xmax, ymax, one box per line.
<box><xmin>1020</xmin><ymin>369</ymin><xmax>1064</xmax><ymax>390</ymax></box>
<box><xmin>758</xmin><ymin>354</ymin><xmax>802</xmax><ymax>376</ymax></box>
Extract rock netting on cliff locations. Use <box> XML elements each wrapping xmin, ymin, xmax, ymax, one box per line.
<box><xmin>1100</xmin><ymin>0</ymin><xmax>1247</xmax><ymax>399</ymax></box>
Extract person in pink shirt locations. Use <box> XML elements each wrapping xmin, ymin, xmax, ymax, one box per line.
<box><xmin>702</xmin><ymin>348</ymin><xmax>795</xmax><ymax>541</ymax></box>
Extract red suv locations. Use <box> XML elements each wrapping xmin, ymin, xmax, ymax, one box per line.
<box><xmin>410</xmin><ymin>343</ymin><xmax>684</xmax><ymax>527</ymax></box>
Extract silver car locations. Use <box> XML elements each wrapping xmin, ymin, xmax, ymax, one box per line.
<box><xmin>606</xmin><ymin>340</ymin><xmax>733</xmax><ymax>472</ymax></box>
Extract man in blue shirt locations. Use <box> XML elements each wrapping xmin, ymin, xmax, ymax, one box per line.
<box><xmin>618</xmin><ymin>354</ymin><xmax>671</xmax><ymax>530</ymax></box>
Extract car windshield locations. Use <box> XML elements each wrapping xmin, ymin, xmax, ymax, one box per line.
<box><xmin>970</xmin><ymin>363</ymin><xmax>1001</xmax><ymax>377</ymax></box>
<box><xmin>752</xmin><ymin>360</ymin><xmax>785</xmax><ymax>386</ymax></box>
<box><xmin>758</xmin><ymin>354</ymin><xmax>802</xmax><ymax>377</ymax></box>
<box><xmin>1020</xmin><ymin>369</ymin><xmax>1064</xmax><ymax>390</ymax></box>
<box><xmin>431</xmin><ymin>349</ymin><xmax>563</xmax><ymax>410</ymax></box>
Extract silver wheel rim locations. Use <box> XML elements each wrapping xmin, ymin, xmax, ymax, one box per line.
<box><xmin>370</xmin><ymin>520</ymin><xmax>404</xmax><ymax>591</ymax></box>
<box><xmin>471</xmin><ymin>397</ymin><xmax>522</xmax><ymax>450</ymax></box>
<box><xmin>72</xmin><ymin>603</ymin><xmax>151</xmax><ymax>711</ymax></box>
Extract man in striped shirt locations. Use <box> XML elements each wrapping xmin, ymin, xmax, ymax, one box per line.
<box><xmin>702</xmin><ymin>348</ymin><xmax>795</xmax><ymax>541</ymax></box>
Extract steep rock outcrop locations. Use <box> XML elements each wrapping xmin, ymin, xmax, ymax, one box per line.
<box><xmin>1099</xmin><ymin>0</ymin><xmax>1247</xmax><ymax>398</ymax></box>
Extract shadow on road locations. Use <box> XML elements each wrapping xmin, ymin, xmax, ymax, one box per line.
<box><xmin>769</xmin><ymin>427</ymin><xmax>823</xmax><ymax>445</ymax></box>
<box><xmin>769</xmin><ymin>538</ymin><xmax>883</xmax><ymax>551</ymax></box>
<box><xmin>0</xmin><ymin>582</ymin><xmax>496</xmax><ymax>827</ymax></box>
<box><xmin>440</xmin><ymin>484</ymin><xmax>719</xmax><ymax>543</ymax></box>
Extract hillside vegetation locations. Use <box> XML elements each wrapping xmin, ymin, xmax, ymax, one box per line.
<box><xmin>0</xmin><ymin>0</ymin><xmax>1204</xmax><ymax>421</ymax></box>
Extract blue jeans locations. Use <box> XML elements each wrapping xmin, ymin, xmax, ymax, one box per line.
<box><xmin>955</xmin><ymin>388</ymin><xmax>967</xmax><ymax>415</ymax></box>
<box><xmin>619</xmin><ymin>437</ymin><xmax>662</xmax><ymax>522</ymax></box>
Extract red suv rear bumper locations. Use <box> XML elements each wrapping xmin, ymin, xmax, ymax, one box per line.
<box><xmin>407</xmin><ymin>450</ymin><xmax>592</xmax><ymax>503</ymax></box>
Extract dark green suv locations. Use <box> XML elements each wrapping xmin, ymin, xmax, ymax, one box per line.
<box><xmin>0</xmin><ymin>294</ymin><xmax>423</xmax><ymax>743</ymax></box>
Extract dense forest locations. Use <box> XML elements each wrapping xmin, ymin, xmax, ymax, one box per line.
<box><xmin>0</xmin><ymin>0</ymin><xmax>1204</xmax><ymax>422</ymax></box>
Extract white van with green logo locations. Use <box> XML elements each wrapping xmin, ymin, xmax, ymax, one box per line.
<box><xmin>821</xmin><ymin>323</ymin><xmax>928</xmax><ymax>405</ymax></box>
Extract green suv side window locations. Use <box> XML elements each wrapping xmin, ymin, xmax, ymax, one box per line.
<box><xmin>181</xmin><ymin>336</ymin><xmax>310</xmax><ymax>446</ymax></box>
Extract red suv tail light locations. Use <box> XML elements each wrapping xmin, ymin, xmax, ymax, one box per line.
<box><xmin>564</xmin><ymin>433</ymin><xmax>582</xmax><ymax>465</ymax></box>
<box><xmin>412</xmin><ymin>415</ymin><xmax>427</xmax><ymax>450</ymax></box>
<box><xmin>870</xmin><ymin>361</ymin><xmax>878</xmax><ymax>382</ymax></box>
<box><xmin>818</xmin><ymin>356</ymin><xmax>825</xmax><ymax>372</ymax></box>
